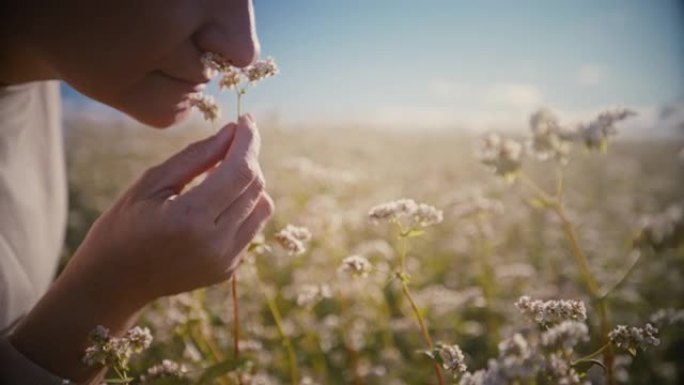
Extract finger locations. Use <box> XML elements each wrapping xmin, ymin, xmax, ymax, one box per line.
<box><xmin>221</xmin><ymin>193</ymin><xmax>274</xmax><ymax>253</ymax></box>
<box><xmin>137</xmin><ymin>124</ymin><xmax>236</xmax><ymax>199</ymax></box>
<box><xmin>179</xmin><ymin>115</ymin><xmax>261</xmax><ymax>213</ymax></box>
<box><xmin>215</xmin><ymin>167</ymin><xmax>264</xmax><ymax>226</ymax></box>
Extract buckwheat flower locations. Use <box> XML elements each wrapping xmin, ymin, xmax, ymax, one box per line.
<box><xmin>139</xmin><ymin>360</ymin><xmax>187</xmax><ymax>384</ymax></box>
<box><xmin>576</xmin><ymin>108</ymin><xmax>636</xmax><ymax>151</ymax></box>
<box><xmin>635</xmin><ymin>204</ymin><xmax>683</xmax><ymax>251</ymax></box>
<box><xmin>424</xmin><ymin>342</ymin><xmax>467</xmax><ymax>374</ymax></box>
<box><xmin>515</xmin><ymin>296</ymin><xmax>587</xmax><ymax>325</ymax></box>
<box><xmin>458</xmin><ymin>370</ymin><xmax>486</xmax><ymax>385</ymax></box>
<box><xmin>478</xmin><ymin>133</ymin><xmax>523</xmax><ymax>181</ymax></box>
<box><xmin>414</xmin><ymin>203</ymin><xmax>444</xmax><ymax>227</ymax></box>
<box><xmin>338</xmin><ymin>255</ymin><xmax>373</xmax><ymax>278</ymax></box>
<box><xmin>83</xmin><ymin>325</ymin><xmax>154</xmax><ymax>370</ymax></box>
<box><xmin>274</xmin><ymin>224</ymin><xmax>312</xmax><ymax>255</ymax></box>
<box><xmin>124</xmin><ymin>326</ymin><xmax>153</xmax><ymax>352</ymax></box>
<box><xmin>245</xmin><ymin>57</ymin><xmax>279</xmax><ymax>83</ymax></box>
<box><xmin>189</xmin><ymin>93</ymin><xmax>220</xmax><ymax>123</ymax></box>
<box><xmin>546</xmin><ymin>353</ymin><xmax>589</xmax><ymax>385</ymax></box>
<box><xmin>609</xmin><ymin>323</ymin><xmax>660</xmax><ymax>353</ymax></box>
<box><xmin>296</xmin><ymin>283</ymin><xmax>332</xmax><ymax>307</ymax></box>
<box><xmin>368</xmin><ymin>199</ymin><xmax>443</xmax><ymax>229</ymax></box>
<box><xmin>494</xmin><ymin>334</ymin><xmax>544</xmax><ymax>381</ymax></box>
<box><xmin>201</xmin><ymin>51</ymin><xmax>232</xmax><ymax>74</ymax></box>
<box><xmin>650</xmin><ymin>308</ymin><xmax>684</xmax><ymax>327</ymax></box>
<box><xmin>541</xmin><ymin>321</ymin><xmax>589</xmax><ymax>351</ymax></box>
<box><xmin>368</xmin><ymin>199</ymin><xmax>417</xmax><ymax>224</ymax></box>
<box><xmin>219</xmin><ymin>67</ymin><xmax>242</xmax><ymax>90</ymax></box>
<box><xmin>497</xmin><ymin>333</ymin><xmax>529</xmax><ymax>358</ymax></box>
<box><xmin>527</xmin><ymin>108</ymin><xmax>571</xmax><ymax>162</ymax></box>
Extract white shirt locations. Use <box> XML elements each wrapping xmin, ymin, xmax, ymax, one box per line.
<box><xmin>0</xmin><ymin>81</ymin><xmax>68</xmax><ymax>382</ymax></box>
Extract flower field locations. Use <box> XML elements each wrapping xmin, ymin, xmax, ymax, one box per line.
<box><xmin>63</xmin><ymin>111</ymin><xmax>684</xmax><ymax>384</ymax></box>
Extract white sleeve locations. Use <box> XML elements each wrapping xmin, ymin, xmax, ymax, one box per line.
<box><xmin>0</xmin><ymin>337</ymin><xmax>74</xmax><ymax>384</ymax></box>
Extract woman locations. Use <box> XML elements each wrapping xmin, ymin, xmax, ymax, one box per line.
<box><xmin>0</xmin><ymin>0</ymin><xmax>273</xmax><ymax>383</ymax></box>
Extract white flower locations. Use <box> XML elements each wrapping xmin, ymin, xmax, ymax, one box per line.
<box><xmin>540</xmin><ymin>321</ymin><xmax>589</xmax><ymax>351</ymax></box>
<box><xmin>515</xmin><ymin>296</ymin><xmax>587</xmax><ymax>325</ymax></box>
<box><xmin>424</xmin><ymin>342</ymin><xmax>467</xmax><ymax>374</ymax></box>
<box><xmin>245</xmin><ymin>57</ymin><xmax>279</xmax><ymax>83</ymax></box>
<box><xmin>338</xmin><ymin>255</ymin><xmax>373</xmax><ymax>278</ymax></box>
<box><xmin>478</xmin><ymin>133</ymin><xmax>523</xmax><ymax>180</ymax></box>
<box><xmin>368</xmin><ymin>199</ymin><xmax>443</xmax><ymax>229</ymax></box>
<box><xmin>274</xmin><ymin>224</ymin><xmax>312</xmax><ymax>255</ymax></box>
<box><xmin>189</xmin><ymin>93</ymin><xmax>220</xmax><ymax>122</ymax></box>
<box><xmin>296</xmin><ymin>284</ymin><xmax>332</xmax><ymax>307</ymax></box>
<box><xmin>140</xmin><ymin>360</ymin><xmax>187</xmax><ymax>384</ymax></box>
<box><xmin>219</xmin><ymin>67</ymin><xmax>243</xmax><ymax>90</ymax></box>
<box><xmin>575</xmin><ymin>108</ymin><xmax>636</xmax><ymax>151</ymax></box>
<box><xmin>609</xmin><ymin>323</ymin><xmax>660</xmax><ymax>352</ymax></box>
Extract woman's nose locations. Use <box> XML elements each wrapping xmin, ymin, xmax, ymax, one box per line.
<box><xmin>194</xmin><ymin>0</ymin><xmax>261</xmax><ymax>68</ymax></box>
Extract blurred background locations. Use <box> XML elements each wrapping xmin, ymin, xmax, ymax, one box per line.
<box><xmin>62</xmin><ymin>1</ymin><xmax>684</xmax><ymax>384</ymax></box>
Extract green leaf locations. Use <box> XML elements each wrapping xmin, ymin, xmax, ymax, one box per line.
<box><xmin>628</xmin><ymin>346</ymin><xmax>637</xmax><ymax>357</ymax></box>
<box><xmin>405</xmin><ymin>229</ymin><xmax>425</xmax><ymax>238</ymax></box>
<box><xmin>573</xmin><ymin>359</ymin><xmax>607</xmax><ymax>373</ymax></box>
<box><xmin>197</xmin><ymin>358</ymin><xmax>249</xmax><ymax>385</ymax></box>
<box><xmin>527</xmin><ymin>198</ymin><xmax>551</xmax><ymax>210</ymax></box>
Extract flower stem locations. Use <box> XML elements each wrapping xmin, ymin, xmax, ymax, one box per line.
<box><xmin>396</xmin><ymin>233</ymin><xmax>445</xmax><ymax>385</ymax></box>
<box><xmin>232</xmin><ymin>275</ymin><xmax>240</xmax><ymax>359</ymax></box>
<box><xmin>573</xmin><ymin>343</ymin><xmax>609</xmax><ymax>365</ymax></box>
<box><xmin>254</xmin><ymin>264</ymin><xmax>300</xmax><ymax>384</ymax></box>
<box><xmin>520</xmin><ymin>171</ymin><xmax>615</xmax><ymax>385</ymax></box>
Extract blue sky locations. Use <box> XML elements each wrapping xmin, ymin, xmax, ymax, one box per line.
<box><xmin>64</xmin><ymin>0</ymin><xmax>684</xmax><ymax>131</ymax></box>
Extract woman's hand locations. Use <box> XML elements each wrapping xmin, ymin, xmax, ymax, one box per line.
<box><xmin>10</xmin><ymin>114</ymin><xmax>273</xmax><ymax>382</ymax></box>
<box><xmin>70</xmin><ymin>114</ymin><xmax>274</xmax><ymax>303</ymax></box>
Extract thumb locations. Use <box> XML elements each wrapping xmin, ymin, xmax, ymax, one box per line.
<box><xmin>138</xmin><ymin>123</ymin><xmax>237</xmax><ymax>198</ymax></box>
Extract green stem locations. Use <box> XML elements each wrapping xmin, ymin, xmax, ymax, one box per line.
<box><xmin>232</xmin><ymin>275</ymin><xmax>240</xmax><ymax>359</ymax></box>
<box><xmin>573</xmin><ymin>343</ymin><xmax>609</xmax><ymax>365</ymax></box>
<box><xmin>235</xmin><ymin>87</ymin><xmax>245</xmax><ymax>119</ymax></box>
<box><xmin>599</xmin><ymin>250</ymin><xmax>642</xmax><ymax>300</ymax></box>
<box><xmin>112</xmin><ymin>366</ymin><xmax>129</xmax><ymax>385</ymax></box>
<box><xmin>396</xmin><ymin>233</ymin><xmax>445</xmax><ymax>385</ymax></box>
<box><xmin>254</xmin><ymin>264</ymin><xmax>300</xmax><ymax>384</ymax></box>
<box><xmin>521</xmin><ymin>170</ymin><xmax>615</xmax><ymax>385</ymax></box>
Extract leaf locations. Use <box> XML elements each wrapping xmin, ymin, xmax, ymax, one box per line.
<box><xmin>573</xmin><ymin>359</ymin><xmax>607</xmax><ymax>373</ymax></box>
<box><xmin>527</xmin><ymin>198</ymin><xmax>551</xmax><ymax>210</ymax></box>
<box><xmin>628</xmin><ymin>346</ymin><xmax>637</xmax><ymax>357</ymax></box>
<box><xmin>197</xmin><ymin>357</ymin><xmax>249</xmax><ymax>385</ymax></box>
<box><xmin>405</xmin><ymin>229</ymin><xmax>425</xmax><ymax>238</ymax></box>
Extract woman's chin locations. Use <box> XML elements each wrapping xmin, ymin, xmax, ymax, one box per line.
<box><xmin>125</xmin><ymin>102</ymin><xmax>193</xmax><ymax>129</ymax></box>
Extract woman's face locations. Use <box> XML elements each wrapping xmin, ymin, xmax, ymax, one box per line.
<box><xmin>28</xmin><ymin>0</ymin><xmax>260</xmax><ymax>127</ymax></box>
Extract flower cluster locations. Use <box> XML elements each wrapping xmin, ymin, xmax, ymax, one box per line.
<box><xmin>83</xmin><ymin>325</ymin><xmax>153</xmax><ymax>370</ymax></box>
<box><xmin>527</xmin><ymin>108</ymin><xmax>571</xmax><ymax>162</ymax></box>
<box><xmin>575</xmin><ymin>108</ymin><xmax>636</xmax><ymax>151</ymax></box>
<box><xmin>188</xmin><ymin>93</ymin><xmax>220</xmax><ymax>123</ymax></box>
<box><xmin>368</xmin><ymin>199</ymin><xmax>443</xmax><ymax>229</ymax></box>
<box><xmin>635</xmin><ymin>204</ymin><xmax>683</xmax><ymax>251</ymax></box>
<box><xmin>274</xmin><ymin>224</ymin><xmax>312</xmax><ymax>255</ymax></box>
<box><xmin>424</xmin><ymin>342</ymin><xmax>467</xmax><ymax>374</ymax></box>
<box><xmin>139</xmin><ymin>359</ymin><xmax>187</xmax><ymax>384</ymax></box>
<box><xmin>540</xmin><ymin>321</ymin><xmax>589</xmax><ymax>351</ymax></box>
<box><xmin>296</xmin><ymin>283</ymin><xmax>332</xmax><ymax>308</ymax></box>
<box><xmin>478</xmin><ymin>133</ymin><xmax>524</xmax><ymax>180</ymax></box>
<box><xmin>609</xmin><ymin>323</ymin><xmax>660</xmax><ymax>353</ymax></box>
<box><xmin>515</xmin><ymin>296</ymin><xmax>587</xmax><ymax>325</ymax></box>
<box><xmin>338</xmin><ymin>254</ymin><xmax>373</xmax><ymax>278</ymax></box>
<box><xmin>192</xmin><ymin>52</ymin><xmax>279</xmax><ymax>123</ymax></box>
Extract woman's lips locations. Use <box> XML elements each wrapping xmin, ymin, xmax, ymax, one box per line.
<box><xmin>157</xmin><ymin>70</ymin><xmax>209</xmax><ymax>92</ymax></box>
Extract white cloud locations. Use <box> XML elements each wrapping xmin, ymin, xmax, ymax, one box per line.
<box><xmin>577</xmin><ymin>64</ymin><xmax>604</xmax><ymax>86</ymax></box>
<box><xmin>427</xmin><ymin>78</ymin><xmax>470</xmax><ymax>99</ymax></box>
<box><xmin>484</xmin><ymin>83</ymin><xmax>544</xmax><ymax>109</ymax></box>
